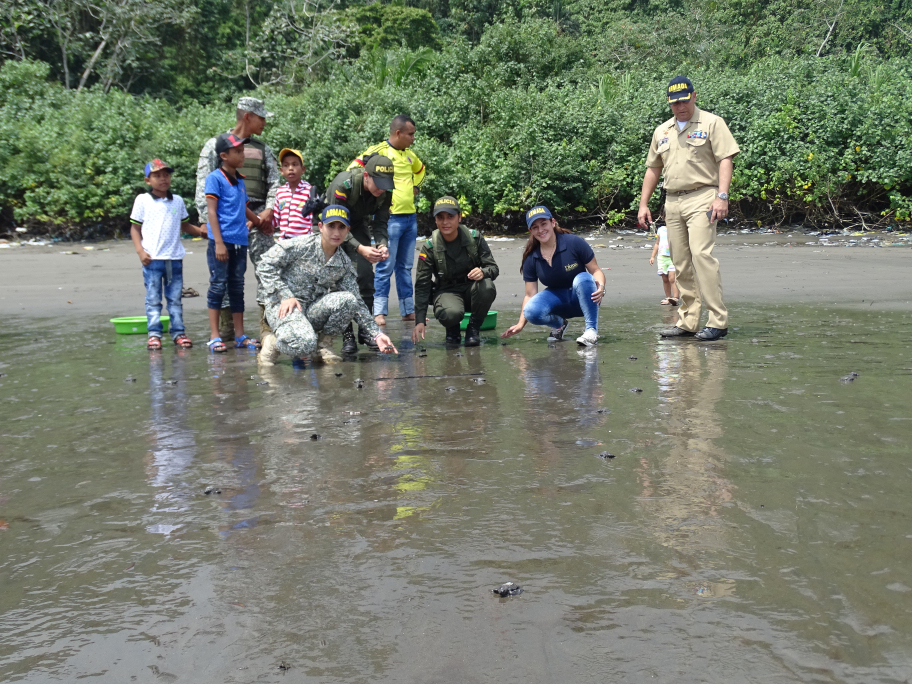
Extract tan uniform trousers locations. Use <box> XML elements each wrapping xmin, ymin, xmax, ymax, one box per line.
<box><xmin>665</xmin><ymin>186</ymin><xmax>728</xmax><ymax>330</ymax></box>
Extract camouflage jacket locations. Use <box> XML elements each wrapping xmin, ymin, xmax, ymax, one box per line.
<box><xmin>195</xmin><ymin>129</ymin><xmax>280</xmax><ymax>223</ymax></box>
<box><xmin>256</xmin><ymin>234</ymin><xmax>381</xmax><ymax>339</ymax></box>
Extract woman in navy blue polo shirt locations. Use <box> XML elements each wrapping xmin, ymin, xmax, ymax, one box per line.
<box><xmin>501</xmin><ymin>206</ymin><xmax>606</xmax><ymax>346</ymax></box>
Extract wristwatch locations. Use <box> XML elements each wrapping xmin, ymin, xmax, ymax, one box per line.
<box><xmin>717</xmin><ymin>192</ymin><xmax>729</xmax><ymax>201</ymax></box>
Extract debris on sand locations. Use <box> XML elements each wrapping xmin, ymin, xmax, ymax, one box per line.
<box><xmin>492</xmin><ymin>582</ymin><xmax>523</xmax><ymax>597</ymax></box>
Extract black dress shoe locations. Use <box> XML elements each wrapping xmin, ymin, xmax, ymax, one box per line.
<box><xmin>357</xmin><ymin>328</ymin><xmax>379</xmax><ymax>349</ymax></box>
<box><xmin>445</xmin><ymin>325</ymin><xmax>462</xmax><ymax>345</ymax></box>
<box><xmin>695</xmin><ymin>326</ymin><xmax>728</xmax><ymax>341</ymax></box>
<box><xmin>341</xmin><ymin>324</ymin><xmax>358</xmax><ymax>354</ymax></box>
<box><xmin>464</xmin><ymin>324</ymin><xmax>481</xmax><ymax>347</ymax></box>
<box><xmin>660</xmin><ymin>326</ymin><xmax>696</xmax><ymax>337</ymax></box>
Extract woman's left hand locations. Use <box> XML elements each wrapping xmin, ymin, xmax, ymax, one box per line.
<box><xmin>591</xmin><ymin>285</ymin><xmax>605</xmax><ymax>304</ymax></box>
<box><xmin>375</xmin><ymin>333</ymin><xmax>398</xmax><ymax>355</ymax></box>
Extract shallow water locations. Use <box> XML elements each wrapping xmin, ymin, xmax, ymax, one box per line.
<box><xmin>1</xmin><ymin>305</ymin><xmax>911</xmax><ymax>683</ymax></box>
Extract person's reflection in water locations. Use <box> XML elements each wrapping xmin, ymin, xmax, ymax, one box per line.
<box><xmin>206</xmin><ymin>353</ymin><xmax>262</xmax><ymax>537</ymax></box>
<box><xmin>638</xmin><ymin>341</ymin><xmax>736</xmax><ymax>575</ymax></box>
<box><xmin>145</xmin><ymin>350</ymin><xmax>197</xmax><ymax>535</ymax></box>
<box><xmin>506</xmin><ymin>346</ymin><xmax>606</xmax><ymax>465</ymax></box>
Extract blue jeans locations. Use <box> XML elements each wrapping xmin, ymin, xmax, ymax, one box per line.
<box><xmin>143</xmin><ymin>259</ymin><xmax>185</xmax><ymax>339</ymax></box>
<box><xmin>207</xmin><ymin>240</ymin><xmax>247</xmax><ymax>312</ymax></box>
<box><xmin>523</xmin><ymin>272</ymin><xmax>600</xmax><ymax>331</ymax></box>
<box><xmin>373</xmin><ymin>213</ymin><xmax>416</xmax><ymax>316</ymax></box>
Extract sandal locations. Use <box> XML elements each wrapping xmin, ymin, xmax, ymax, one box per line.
<box><xmin>235</xmin><ymin>334</ymin><xmax>261</xmax><ymax>350</ymax></box>
<box><xmin>207</xmin><ymin>337</ymin><xmax>227</xmax><ymax>353</ymax></box>
<box><xmin>668</xmin><ymin>297</ymin><xmax>680</xmax><ymax>306</ymax></box>
<box><xmin>174</xmin><ymin>334</ymin><xmax>193</xmax><ymax>348</ymax></box>
<box><xmin>660</xmin><ymin>298</ymin><xmax>672</xmax><ymax>305</ymax></box>
<box><xmin>147</xmin><ymin>336</ymin><xmax>162</xmax><ymax>350</ymax></box>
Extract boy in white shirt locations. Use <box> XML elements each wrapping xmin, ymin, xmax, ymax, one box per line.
<box><xmin>130</xmin><ymin>159</ymin><xmax>203</xmax><ymax>349</ymax></box>
<box><xmin>649</xmin><ymin>224</ymin><xmax>680</xmax><ymax>306</ymax></box>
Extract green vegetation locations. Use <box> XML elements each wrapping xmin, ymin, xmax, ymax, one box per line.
<box><xmin>1</xmin><ymin>0</ymin><xmax>911</xmax><ymax>235</ymax></box>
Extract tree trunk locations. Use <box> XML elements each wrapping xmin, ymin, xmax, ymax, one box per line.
<box><xmin>77</xmin><ymin>38</ymin><xmax>108</xmax><ymax>91</ymax></box>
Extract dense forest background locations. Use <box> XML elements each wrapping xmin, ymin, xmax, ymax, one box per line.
<box><xmin>2</xmin><ymin>0</ymin><xmax>911</xmax><ymax>236</ymax></box>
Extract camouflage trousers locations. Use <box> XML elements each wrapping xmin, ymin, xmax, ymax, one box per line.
<box><xmin>265</xmin><ymin>291</ymin><xmax>361</xmax><ymax>358</ymax></box>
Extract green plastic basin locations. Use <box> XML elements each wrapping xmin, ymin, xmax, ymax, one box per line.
<box><xmin>110</xmin><ymin>316</ymin><xmax>170</xmax><ymax>335</ymax></box>
<box><xmin>459</xmin><ymin>310</ymin><xmax>497</xmax><ymax>331</ymax></box>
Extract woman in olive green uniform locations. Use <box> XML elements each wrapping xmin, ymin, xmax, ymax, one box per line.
<box><xmin>411</xmin><ymin>196</ymin><xmax>499</xmax><ymax>347</ymax></box>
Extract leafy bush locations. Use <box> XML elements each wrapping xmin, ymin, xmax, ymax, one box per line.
<box><xmin>2</xmin><ymin>21</ymin><xmax>912</xmax><ymax>236</ymax></box>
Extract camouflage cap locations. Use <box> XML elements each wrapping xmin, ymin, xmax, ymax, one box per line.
<box><xmin>237</xmin><ymin>96</ymin><xmax>274</xmax><ymax>118</ymax></box>
<box><xmin>432</xmin><ymin>196</ymin><xmax>461</xmax><ymax>216</ymax></box>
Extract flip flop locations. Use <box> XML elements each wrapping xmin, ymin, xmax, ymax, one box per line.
<box><xmin>207</xmin><ymin>337</ymin><xmax>227</xmax><ymax>353</ymax></box>
<box><xmin>235</xmin><ymin>335</ymin><xmax>262</xmax><ymax>350</ymax></box>
<box><xmin>181</xmin><ymin>287</ymin><xmax>199</xmax><ymax>298</ymax></box>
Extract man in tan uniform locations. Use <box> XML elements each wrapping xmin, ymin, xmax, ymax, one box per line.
<box><xmin>638</xmin><ymin>76</ymin><xmax>739</xmax><ymax>341</ymax></box>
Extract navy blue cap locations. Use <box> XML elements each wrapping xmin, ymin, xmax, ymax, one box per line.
<box><xmin>667</xmin><ymin>76</ymin><xmax>694</xmax><ymax>103</ymax></box>
<box><xmin>526</xmin><ymin>205</ymin><xmax>553</xmax><ymax>229</ymax></box>
<box><xmin>320</xmin><ymin>204</ymin><xmax>351</xmax><ymax>227</ymax></box>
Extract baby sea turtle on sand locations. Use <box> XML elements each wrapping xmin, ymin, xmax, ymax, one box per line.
<box><xmin>418</xmin><ymin>353</ymin><xmax>427</xmax><ymax>358</ymax></box>
<box><xmin>124</xmin><ymin>376</ymin><xmax>136</xmax><ymax>383</ymax></box>
<box><xmin>257</xmin><ymin>381</ymin><xmax>269</xmax><ymax>386</ymax></box>
<box><xmin>473</xmin><ymin>377</ymin><xmax>485</xmax><ymax>384</ymax></box>
<box><xmin>596</xmin><ymin>452</ymin><xmax>616</xmax><ymax>459</ymax></box>
<box><xmin>629</xmin><ymin>387</ymin><xmax>643</xmax><ymax>393</ymax></box>
<box><xmin>354</xmin><ymin>378</ymin><xmax>364</xmax><ymax>389</ymax></box>
<box><xmin>628</xmin><ymin>356</ymin><xmax>637</xmax><ymax>360</ymax></box>
<box><xmin>444</xmin><ymin>386</ymin><xmax>457</xmax><ymax>392</ymax></box>
<box><xmin>840</xmin><ymin>372</ymin><xmax>860</xmax><ymax>382</ymax></box>
<box><xmin>335</xmin><ymin>372</ymin><xmax>343</xmax><ymax>377</ymax></box>
<box><xmin>309</xmin><ymin>434</ymin><xmax>321</xmax><ymax>441</ymax></box>
<box><xmin>492</xmin><ymin>582</ymin><xmax>523</xmax><ymax>597</ymax></box>
<box><xmin>204</xmin><ymin>486</ymin><xmax>222</xmax><ymax>495</ymax></box>
<box><xmin>596</xmin><ymin>409</ymin><xmax>610</xmax><ymax>414</ymax></box>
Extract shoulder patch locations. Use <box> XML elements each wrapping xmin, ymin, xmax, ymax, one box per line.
<box><xmin>343</xmin><ymin>179</ymin><xmax>352</xmax><ymax>189</ymax></box>
<box><xmin>470</xmin><ymin>229</ymin><xmax>478</xmax><ymax>238</ymax></box>
<box><xmin>425</xmin><ymin>239</ymin><xmax>433</xmax><ymax>248</ymax></box>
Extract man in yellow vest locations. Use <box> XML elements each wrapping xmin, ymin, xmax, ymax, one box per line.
<box><xmin>349</xmin><ymin>114</ymin><xmax>426</xmax><ymax>325</ymax></box>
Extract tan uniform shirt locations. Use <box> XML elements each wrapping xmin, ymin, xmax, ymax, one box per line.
<box><xmin>645</xmin><ymin>107</ymin><xmax>740</xmax><ymax>193</ymax></box>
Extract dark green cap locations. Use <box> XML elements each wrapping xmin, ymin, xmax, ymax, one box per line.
<box><xmin>433</xmin><ymin>196</ymin><xmax>461</xmax><ymax>216</ymax></box>
<box><xmin>363</xmin><ymin>154</ymin><xmax>395</xmax><ymax>191</ymax></box>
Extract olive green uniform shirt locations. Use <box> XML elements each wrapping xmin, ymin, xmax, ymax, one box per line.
<box><xmin>414</xmin><ymin>227</ymin><xmax>499</xmax><ymax>325</ymax></box>
<box><xmin>645</xmin><ymin>107</ymin><xmax>740</xmax><ymax>193</ymax></box>
<box><xmin>325</xmin><ymin>168</ymin><xmax>391</xmax><ymax>251</ymax></box>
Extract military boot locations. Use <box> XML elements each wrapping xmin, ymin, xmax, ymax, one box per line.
<box><xmin>464</xmin><ymin>324</ymin><xmax>481</xmax><ymax>347</ymax></box>
<box><xmin>341</xmin><ymin>323</ymin><xmax>358</xmax><ymax>355</ymax></box>
<box><xmin>357</xmin><ymin>327</ymin><xmax>380</xmax><ymax>350</ymax></box>
<box><xmin>444</xmin><ymin>325</ymin><xmax>462</xmax><ymax>345</ymax></box>
<box><xmin>315</xmin><ymin>334</ymin><xmax>342</xmax><ymax>363</ymax></box>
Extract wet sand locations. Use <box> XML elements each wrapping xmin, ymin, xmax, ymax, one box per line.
<box><xmin>1</xmin><ymin>231</ymin><xmax>911</xmax><ymax>319</ymax></box>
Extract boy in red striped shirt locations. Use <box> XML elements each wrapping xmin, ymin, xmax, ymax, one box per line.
<box><xmin>272</xmin><ymin>148</ymin><xmax>314</xmax><ymax>238</ymax></box>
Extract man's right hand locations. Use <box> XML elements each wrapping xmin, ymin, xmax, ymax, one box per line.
<box><xmin>278</xmin><ymin>297</ymin><xmax>302</xmax><ymax>319</ymax></box>
<box><xmin>215</xmin><ymin>242</ymin><xmax>228</xmax><ymax>262</ymax></box>
<box><xmin>637</xmin><ymin>206</ymin><xmax>653</xmax><ymax>228</ymax></box>
<box><xmin>411</xmin><ymin>322</ymin><xmax>426</xmax><ymax>344</ymax></box>
<box><xmin>137</xmin><ymin>250</ymin><xmax>152</xmax><ymax>266</ymax></box>
<box><xmin>357</xmin><ymin>245</ymin><xmax>387</xmax><ymax>264</ymax></box>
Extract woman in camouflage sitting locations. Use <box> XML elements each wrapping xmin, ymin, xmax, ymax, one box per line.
<box><xmin>256</xmin><ymin>205</ymin><xmax>398</xmax><ymax>365</ymax></box>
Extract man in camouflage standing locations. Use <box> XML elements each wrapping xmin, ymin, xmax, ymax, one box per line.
<box><xmin>195</xmin><ymin>96</ymin><xmax>280</xmax><ymax>341</ymax></box>
<box><xmin>324</xmin><ymin>154</ymin><xmax>396</xmax><ymax>353</ymax></box>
